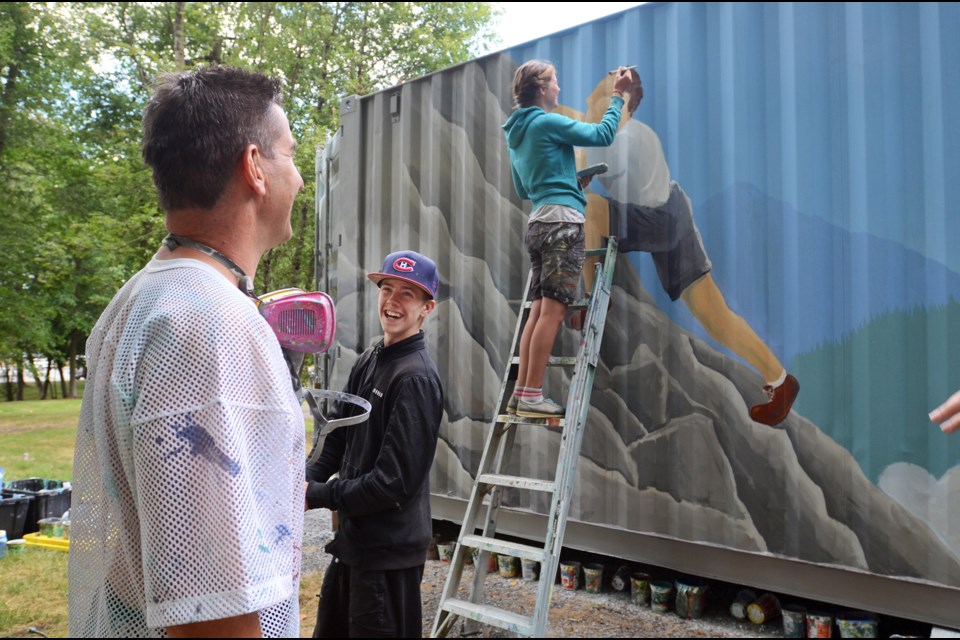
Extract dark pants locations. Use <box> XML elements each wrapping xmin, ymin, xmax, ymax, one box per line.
<box><xmin>313</xmin><ymin>559</ymin><xmax>425</xmax><ymax>638</ymax></box>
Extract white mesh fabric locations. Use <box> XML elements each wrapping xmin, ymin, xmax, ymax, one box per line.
<box><xmin>68</xmin><ymin>258</ymin><xmax>305</xmax><ymax>638</ymax></box>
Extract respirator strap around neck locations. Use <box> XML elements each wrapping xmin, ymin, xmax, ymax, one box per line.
<box><xmin>163</xmin><ymin>233</ymin><xmax>255</xmax><ymax>298</ymax></box>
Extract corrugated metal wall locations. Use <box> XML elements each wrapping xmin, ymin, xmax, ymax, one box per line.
<box><xmin>318</xmin><ymin>2</ymin><xmax>960</xmax><ymax>623</ymax></box>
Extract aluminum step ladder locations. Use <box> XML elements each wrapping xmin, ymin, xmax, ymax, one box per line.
<box><xmin>431</xmin><ymin>237</ymin><xmax>618</xmax><ymax>638</ymax></box>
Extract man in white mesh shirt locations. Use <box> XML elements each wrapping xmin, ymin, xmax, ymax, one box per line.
<box><xmin>68</xmin><ymin>66</ymin><xmax>306</xmax><ymax>637</ymax></box>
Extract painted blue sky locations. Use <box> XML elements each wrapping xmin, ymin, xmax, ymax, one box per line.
<box><xmin>503</xmin><ymin>2</ymin><xmax>960</xmax><ymax>361</ymax></box>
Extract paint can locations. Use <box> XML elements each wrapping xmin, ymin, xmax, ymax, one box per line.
<box><xmin>38</xmin><ymin>517</ymin><xmax>63</xmax><ymax>538</ymax></box>
<box><xmin>583</xmin><ymin>563</ymin><xmax>604</xmax><ymax>594</ymax></box>
<box><xmin>427</xmin><ymin>534</ymin><xmax>440</xmax><ymax>561</ymax></box>
<box><xmin>837</xmin><ymin>611</ymin><xmax>878</xmax><ymax>638</ymax></box>
<box><xmin>730</xmin><ymin>589</ymin><xmax>757</xmax><ymax>620</ymax></box>
<box><xmin>487</xmin><ymin>552</ymin><xmax>498</xmax><ymax>573</ymax></box>
<box><xmin>650</xmin><ymin>580</ymin><xmax>674</xmax><ymax>614</ymax></box>
<box><xmin>6</xmin><ymin>539</ymin><xmax>25</xmax><ymax>555</ymax></box>
<box><xmin>630</xmin><ymin>572</ymin><xmax>651</xmax><ymax>607</ymax></box>
<box><xmin>782</xmin><ymin>605</ymin><xmax>808</xmax><ymax>638</ymax></box>
<box><xmin>560</xmin><ymin>560</ymin><xmax>581</xmax><ymax>590</ymax></box>
<box><xmin>498</xmin><ymin>554</ymin><xmax>520</xmax><ymax>578</ymax></box>
<box><xmin>521</xmin><ymin>558</ymin><xmax>540</xmax><ymax>581</ymax></box>
<box><xmin>437</xmin><ymin>541</ymin><xmax>455</xmax><ymax>564</ymax></box>
<box><xmin>674</xmin><ymin>577</ymin><xmax>708</xmax><ymax>620</ymax></box>
<box><xmin>610</xmin><ymin>564</ymin><xmax>632</xmax><ymax>592</ymax></box>
<box><xmin>807</xmin><ymin>611</ymin><xmax>834</xmax><ymax>638</ymax></box>
<box><xmin>748</xmin><ymin>593</ymin><xmax>781</xmax><ymax>625</ymax></box>
<box><xmin>464</xmin><ymin>546</ymin><xmax>478</xmax><ymax>566</ymax></box>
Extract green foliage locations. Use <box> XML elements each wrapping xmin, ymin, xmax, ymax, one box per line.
<box><xmin>0</xmin><ymin>2</ymin><xmax>500</xmax><ymax>396</ymax></box>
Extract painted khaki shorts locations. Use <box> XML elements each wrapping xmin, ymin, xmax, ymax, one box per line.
<box><xmin>525</xmin><ymin>221</ymin><xmax>585</xmax><ymax>305</ymax></box>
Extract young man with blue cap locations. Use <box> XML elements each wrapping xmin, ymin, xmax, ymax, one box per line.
<box><xmin>306</xmin><ymin>250</ymin><xmax>443</xmax><ymax>638</ymax></box>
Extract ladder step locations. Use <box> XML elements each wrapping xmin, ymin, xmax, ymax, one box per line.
<box><xmin>431</xmin><ymin>248</ymin><xmax>617</xmax><ymax>639</ymax></box>
<box><xmin>478</xmin><ymin>473</ymin><xmax>555</xmax><ymax>493</ymax></box>
<box><xmin>497</xmin><ymin>413</ymin><xmax>565</xmax><ymax>428</ymax></box>
<box><xmin>441</xmin><ymin>598</ymin><xmax>533</xmax><ymax>636</ymax></box>
<box><xmin>524</xmin><ymin>299</ymin><xmax>589</xmax><ymax>310</ymax></box>
<box><xmin>461</xmin><ymin>534</ymin><xmax>548</xmax><ymax>563</ymax></box>
<box><xmin>509</xmin><ymin>356</ymin><xmax>577</xmax><ymax>367</ymax></box>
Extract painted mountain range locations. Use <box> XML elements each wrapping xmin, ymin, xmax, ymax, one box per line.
<box><xmin>322</xmin><ymin>57</ymin><xmax>960</xmax><ymax>594</ymax></box>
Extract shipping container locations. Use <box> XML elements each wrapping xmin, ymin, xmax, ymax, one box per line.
<box><xmin>315</xmin><ymin>2</ymin><xmax>960</xmax><ymax>626</ymax></box>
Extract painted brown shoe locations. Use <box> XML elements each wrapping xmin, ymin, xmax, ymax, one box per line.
<box><xmin>749</xmin><ymin>374</ymin><xmax>800</xmax><ymax>426</ymax></box>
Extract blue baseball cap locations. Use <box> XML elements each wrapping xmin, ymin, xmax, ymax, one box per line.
<box><xmin>367</xmin><ymin>250</ymin><xmax>439</xmax><ymax>299</ymax></box>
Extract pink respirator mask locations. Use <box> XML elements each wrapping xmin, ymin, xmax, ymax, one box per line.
<box><xmin>258</xmin><ymin>288</ymin><xmax>370</xmax><ymax>464</ymax></box>
<box><xmin>258</xmin><ymin>287</ymin><xmax>336</xmax><ymax>354</ymax></box>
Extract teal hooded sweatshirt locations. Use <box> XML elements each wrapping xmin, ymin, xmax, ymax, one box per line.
<box><xmin>502</xmin><ymin>95</ymin><xmax>624</xmax><ymax>216</ymax></box>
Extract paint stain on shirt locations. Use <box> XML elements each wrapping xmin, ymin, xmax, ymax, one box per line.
<box><xmin>162</xmin><ymin>413</ymin><xmax>242</xmax><ymax>477</ymax></box>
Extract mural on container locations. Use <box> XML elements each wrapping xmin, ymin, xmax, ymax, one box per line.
<box><xmin>323</xmin><ymin>2</ymin><xmax>960</xmax><ymax>590</ymax></box>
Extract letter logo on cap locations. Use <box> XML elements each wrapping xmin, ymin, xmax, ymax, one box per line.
<box><xmin>394</xmin><ymin>258</ymin><xmax>416</xmax><ymax>273</ymax></box>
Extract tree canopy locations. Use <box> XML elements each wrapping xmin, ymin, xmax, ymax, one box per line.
<box><xmin>0</xmin><ymin>1</ymin><xmax>501</xmax><ymax>399</ymax></box>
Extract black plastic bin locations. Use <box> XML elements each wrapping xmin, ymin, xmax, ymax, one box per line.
<box><xmin>0</xmin><ymin>492</ymin><xmax>32</xmax><ymax>539</ymax></box>
<box><xmin>2</xmin><ymin>478</ymin><xmax>72</xmax><ymax>535</ymax></box>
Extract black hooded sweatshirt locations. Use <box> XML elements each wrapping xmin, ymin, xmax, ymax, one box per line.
<box><xmin>305</xmin><ymin>330</ymin><xmax>443</xmax><ymax>570</ymax></box>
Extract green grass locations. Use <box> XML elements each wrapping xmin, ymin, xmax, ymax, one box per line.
<box><xmin>0</xmin><ymin>398</ymin><xmax>78</xmax><ymax>639</ymax></box>
<box><xmin>0</xmin><ymin>547</ymin><xmax>69</xmax><ymax>638</ymax></box>
<box><xmin>0</xmin><ymin>399</ymin><xmax>81</xmax><ymax>481</ymax></box>
<box><xmin>0</xmin><ymin>398</ymin><xmax>322</xmax><ymax>638</ymax></box>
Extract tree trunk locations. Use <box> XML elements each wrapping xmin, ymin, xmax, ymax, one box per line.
<box><xmin>27</xmin><ymin>356</ymin><xmax>43</xmax><ymax>396</ymax></box>
<box><xmin>44</xmin><ymin>359</ymin><xmax>55</xmax><ymax>399</ymax></box>
<box><xmin>68</xmin><ymin>335</ymin><xmax>79</xmax><ymax>398</ymax></box>
<box><xmin>0</xmin><ymin>3</ymin><xmax>28</xmax><ymax>166</ymax></box>
<box><xmin>4</xmin><ymin>365</ymin><xmax>12</xmax><ymax>401</ymax></box>
<box><xmin>16</xmin><ymin>363</ymin><xmax>24</xmax><ymax>401</ymax></box>
<box><xmin>173</xmin><ymin>1</ymin><xmax>186</xmax><ymax>70</ymax></box>
<box><xmin>39</xmin><ymin>359</ymin><xmax>50</xmax><ymax>399</ymax></box>
<box><xmin>58</xmin><ymin>361</ymin><xmax>68</xmax><ymax>399</ymax></box>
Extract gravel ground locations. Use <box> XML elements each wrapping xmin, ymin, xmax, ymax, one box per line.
<box><xmin>302</xmin><ymin>509</ymin><xmax>784</xmax><ymax>638</ymax></box>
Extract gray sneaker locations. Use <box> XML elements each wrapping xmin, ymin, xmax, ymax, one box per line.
<box><xmin>516</xmin><ymin>397</ymin><xmax>565</xmax><ymax>419</ymax></box>
<box><xmin>506</xmin><ymin>394</ymin><xmax>519</xmax><ymax>414</ymax></box>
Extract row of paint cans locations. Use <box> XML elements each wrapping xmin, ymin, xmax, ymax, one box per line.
<box><xmin>783</xmin><ymin>607</ymin><xmax>879</xmax><ymax>638</ymax></box>
<box><xmin>731</xmin><ymin>589</ymin><xmax>879</xmax><ymax>638</ymax></box>
<box><xmin>429</xmin><ymin>540</ymin><xmax>881</xmax><ymax>637</ymax></box>
<box><xmin>559</xmin><ymin>561</ymin><xmax>629</xmax><ymax>596</ymax></box>
<box><xmin>625</xmin><ymin>572</ymin><xmax>709</xmax><ymax>618</ymax></box>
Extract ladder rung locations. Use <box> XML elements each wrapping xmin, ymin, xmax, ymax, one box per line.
<box><xmin>441</xmin><ymin>598</ymin><xmax>533</xmax><ymax>636</ymax></box>
<box><xmin>478</xmin><ymin>473</ymin><xmax>555</xmax><ymax>493</ymax></box>
<box><xmin>509</xmin><ymin>356</ymin><xmax>577</xmax><ymax>367</ymax></box>
<box><xmin>461</xmin><ymin>534</ymin><xmax>548</xmax><ymax>563</ymax></box>
<box><xmin>431</xmin><ymin>249</ymin><xmax>616</xmax><ymax>639</ymax></box>
<box><xmin>524</xmin><ymin>299</ymin><xmax>589</xmax><ymax>310</ymax></box>
<box><xmin>497</xmin><ymin>413</ymin><xmax>565</xmax><ymax>428</ymax></box>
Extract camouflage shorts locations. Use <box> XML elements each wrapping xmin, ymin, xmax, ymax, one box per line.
<box><xmin>525</xmin><ymin>221</ymin><xmax>585</xmax><ymax>305</ymax></box>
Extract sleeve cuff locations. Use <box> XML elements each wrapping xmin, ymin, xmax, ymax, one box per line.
<box><xmin>306</xmin><ymin>480</ymin><xmax>334</xmax><ymax>511</ymax></box>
